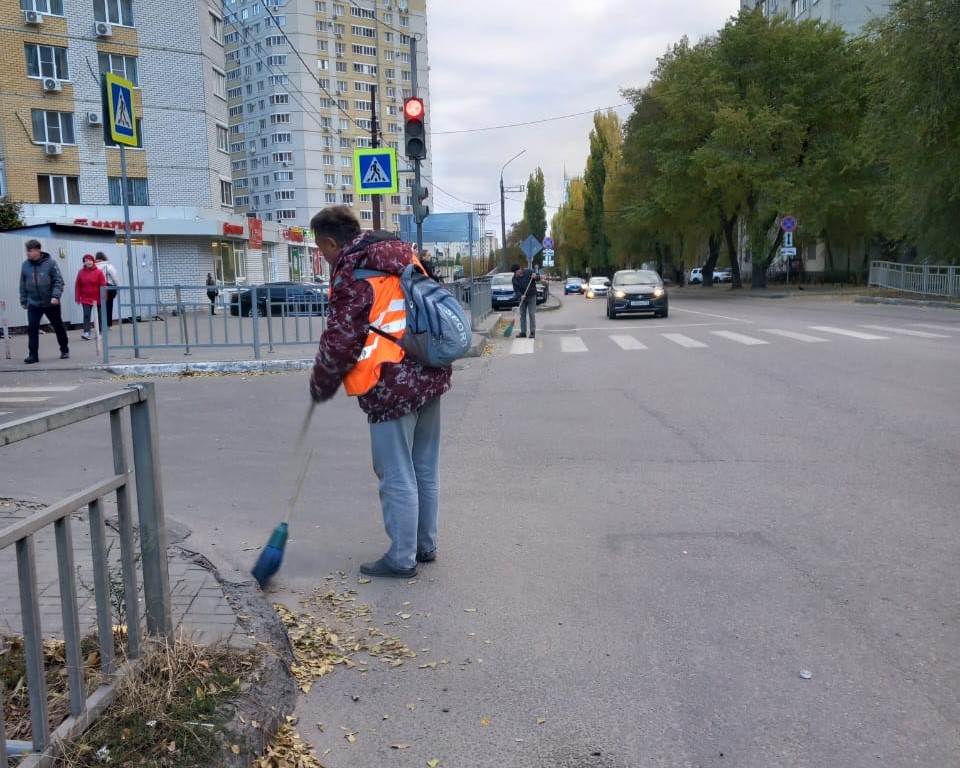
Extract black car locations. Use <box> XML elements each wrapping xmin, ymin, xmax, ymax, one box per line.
<box><xmin>490</xmin><ymin>273</ymin><xmax>519</xmax><ymax>310</ymax></box>
<box><xmin>229</xmin><ymin>282</ymin><xmax>329</xmax><ymax>317</ymax></box>
<box><xmin>535</xmin><ymin>280</ymin><xmax>548</xmax><ymax>305</ymax></box>
<box><xmin>606</xmin><ymin>269</ymin><xmax>669</xmax><ymax>319</ymax></box>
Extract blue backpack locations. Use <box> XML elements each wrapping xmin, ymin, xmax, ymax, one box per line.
<box><xmin>352</xmin><ymin>256</ymin><xmax>471</xmax><ymax>368</ymax></box>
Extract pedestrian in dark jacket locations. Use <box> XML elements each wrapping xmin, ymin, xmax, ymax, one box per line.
<box><xmin>19</xmin><ymin>239</ymin><xmax>70</xmax><ymax>363</ymax></box>
<box><xmin>511</xmin><ymin>262</ymin><xmax>537</xmax><ymax>338</ymax></box>
<box><xmin>309</xmin><ymin>205</ymin><xmax>452</xmax><ymax>578</ymax></box>
<box><xmin>95</xmin><ymin>252</ymin><xmax>119</xmax><ymax>327</ymax></box>
<box><xmin>205</xmin><ymin>273</ymin><xmax>219</xmax><ymax>315</ymax></box>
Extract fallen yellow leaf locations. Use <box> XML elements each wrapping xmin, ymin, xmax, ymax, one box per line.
<box><xmin>480</xmin><ymin>716</ymin><xmax>490</xmax><ymax>727</ymax></box>
<box><xmin>427</xmin><ymin>760</ymin><xmax>441</xmax><ymax>768</ymax></box>
<box><xmin>230</xmin><ymin>744</ymin><xmax>241</xmax><ymax>754</ymax></box>
<box><xmin>536</xmin><ymin>717</ymin><xmax>547</xmax><ymax>725</ymax></box>
<box><xmin>391</xmin><ymin>743</ymin><xmax>412</xmax><ymax>749</ymax></box>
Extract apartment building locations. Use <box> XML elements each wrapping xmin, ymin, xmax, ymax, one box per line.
<box><xmin>0</xmin><ymin>0</ymin><xmax>291</xmax><ymax>305</ymax></box>
<box><xmin>741</xmin><ymin>0</ymin><xmax>893</xmax><ymax>32</ymax></box>
<box><xmin>223</xmin><ymin>0</ymin><xmax>431</xmax><ymax>279</ymax></box>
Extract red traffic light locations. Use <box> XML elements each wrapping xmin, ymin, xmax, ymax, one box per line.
<box><xmin>403</xmin><ymin>97</ymin><xmax>424</xmax><ymax>120</ymax></box>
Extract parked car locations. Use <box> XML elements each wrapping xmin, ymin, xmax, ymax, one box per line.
<box><xmin>606</xmin><ymin>269</ymin><xmax>669</xmax><ymax>319</ymax></box>
<box><xmin>584</xmin><ymin>276</ymin><xmax>611</xmax><ymax>299</ymax></box>
<box><xmin>714</xmin><ymin>268</ymin><xmax>732</xmax><ymax>283</ymax></box>
<box><xmin>688</xmin><ymin>267</ymin><xmax>704</xmax><ymax>284</ymax></box>
<box><xmin>490</xmin><ymin>273</ymin><xmax>519</xmax><ymax>310</ymax></box>
<box><xmin>564</xmin><ymin>276</ymin><xmax>585</xmax><ymax>294</ymax></box>
<box><xmin>229</xmin><ymin>282</ymin><xmax>329</xmax><ymax>317</ymax></box>
<box><xmin>535</xmin><ymin>279</ymin><xmax>549</xmax><ymax>305</ymax></box>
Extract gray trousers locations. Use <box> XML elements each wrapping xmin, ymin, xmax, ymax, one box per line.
<box><xmin>519</xmin><ymin>296</ymin><xmax>536</xmax><ymax>336</ymax></box>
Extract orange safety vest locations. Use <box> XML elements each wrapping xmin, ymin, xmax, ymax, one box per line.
<box><xmin>338</xmin><ymin>272</ymin><xmax>407</xmax><ymax>396</ymax></box>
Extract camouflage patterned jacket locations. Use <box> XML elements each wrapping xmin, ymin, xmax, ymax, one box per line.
<box><xmin>309</xmin><ymin>230</ymin><xmax>452</xmax><ymax>423</ymax></box>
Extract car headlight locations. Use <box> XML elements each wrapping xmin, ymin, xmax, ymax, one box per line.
<box><xmin>613</xmin><ymin>290</ymin><xmax>627</xmax><ymax>298</ymax></box>
<box><xmin>653</xmin><ymin>287</ymin><xmax>664</xmax><ymax>297</ymax></box>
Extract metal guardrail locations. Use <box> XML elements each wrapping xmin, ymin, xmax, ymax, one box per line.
<box><xmin>1</xmin><ymin>383</ymin><xmax>172</xmax><ymax>766</ymax></box>
<box><xmin>868</xmin><ymin>261</ymin><xmax>960</xmax><ymax>298</ymax></box>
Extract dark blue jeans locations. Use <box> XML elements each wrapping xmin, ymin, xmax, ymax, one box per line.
<box><xmin>26</xmin><ymin>304</ymin><xmax>69</xmax><ymax>359</ymax></box>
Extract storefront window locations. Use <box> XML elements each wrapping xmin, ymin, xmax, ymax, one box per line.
<box><xmin>289</xmin><ymin>246</ymin><xmax>305</xmax><ymax>281</ymax></box>
<box><xmin>213</xmin><ymin>240</ymin><xmax>247</xmax><ymax>285</ymax></box>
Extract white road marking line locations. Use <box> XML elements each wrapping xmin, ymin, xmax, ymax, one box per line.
<box><xmin>0</xmin><ymin>397</ymin><xmax>50</xmax><ymax>403</ymax></box>
<box><xmin>912</xmin><ymin>323</ymin><xmax>956</xmax><ymax>333</ymax></box>
<box><xmin>662</xmin><ymin>333</ymin><xmax>708</xmax><ymax>348</ymax></box>
<box><xmin>759</xmin><ymin>329</ymin><xmax>830</xmax><ymax>343</ymax></box>
<box><xmin>560</xmin><ymin>336</ymin><xmax>589</xmax><ymax>353</ymax></box>
<box><xmin>0</xmin><ymin>386</ymin><xmax>79</xmax><ymax>393</ymax></box>
<box><xmin>710</xmin><ymin>330</ymin><xmax>769</xmax><ymax>346</ymax></box>
<box><xmin>609</xmin><ymin>335</ymin><xmax>647</xmax><ymax>351</ymax></box>
<box><xmin>808</xmin><ymin>326</ymin><xmax>888</xmax><ymax>340</ymax></box>
<box><xmin>509</xmin><ymin>338</ymin><xmax>536</xmax><ymax>354</ymax></box>
<box><xmin>859</xmin><ymin>325</ymin><xmax>949</xmax><ymax>339</ymax></box>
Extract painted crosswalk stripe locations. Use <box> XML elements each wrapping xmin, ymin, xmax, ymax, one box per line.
<box><xmin>912</xmin><ymin>323</ymin><xmax>956</xmax><ymax>333</ymax></box>
<box><xmin>662</xmin><ymin>333</ymin><xmax>708</xmax><ymax>349</ymax></box>
<box><xmin>859</xmin><ymin>325</ymin><xmax>949</xmax><ymax>339</ymax></box>
<box><xmin>710</xmin><ymin>330</ymin><xmax>769</xmax><ymax>346</ymax></box>
<box><xmin>509</xmin><ymin>338</ymin><xmax>536</xmax><ymax>354</ymax></box>
<box><xmin>808</xmin><ymin>326</ymin><xmax>888</xmax><ymax>340</ymax></box>
<box><xmin>609</xmin><ymin>335</ymin><xmax>647</xmax><ymax>351</ymax></box>
<box><xmin>759</xmin><ymin>329</ymin><xmax>830</xmax><ymax>343</ymax></box>
<box><xmin>0</xmin><ymin>397</ymin><xmax>51</xmax><ymax>403</ymax></box>
<box><xmin>0</xmin><ymin>386</ymin><xmax>78</xmax><ymax>393</ymax></box>
<box><xmin>560</xmin><ymin>336</ymin><xmax>589</xmax><ymax>353</ymax></box>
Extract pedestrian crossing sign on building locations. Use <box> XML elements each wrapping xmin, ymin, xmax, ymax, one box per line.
<box><xmin>354</xmin><ymin>148</ymin><xmax>398</xmax><ymax>194</ymax></box>
<box><xmin>104</xmin><ymin>72</ymin><xmax>138</xmax><ymax>147</ymax></box>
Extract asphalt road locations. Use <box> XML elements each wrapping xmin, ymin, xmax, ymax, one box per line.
<box><xmin>2</xmin><ymin>290</ymin><xmax>959</xmax><ymax>767</ymax></box>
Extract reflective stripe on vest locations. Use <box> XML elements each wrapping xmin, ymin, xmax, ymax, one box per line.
<box><xmin>342</xmin><ymin>274</ymin><xmax>406</xmax><ymax>396</ymax></box>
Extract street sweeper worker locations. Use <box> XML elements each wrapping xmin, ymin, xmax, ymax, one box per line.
<box><xmin>511</xmin><ymin>262</ymin><xmax>537</xmax><ymax>338</ymax></box>
<box><xmin>308</xmin><ymin>204</ymin><xmax>452</xmax><ymax>578</ymax></box>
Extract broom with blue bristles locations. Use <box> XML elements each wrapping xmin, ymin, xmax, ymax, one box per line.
<box><xmin>251</xmin><ymin>402</ymin><xmax>315</xmax><ymax>587</ymax></box>
<box><xmin>503</xmin><ymin>269</ymin><xmax>534</xmax><ymax>338</ymax></box>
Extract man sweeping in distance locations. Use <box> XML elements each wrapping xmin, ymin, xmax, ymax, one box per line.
<box><xmin>308</xmin><ymin>205</ymin><xmax>452</xmax><ymax>578</ymax></box>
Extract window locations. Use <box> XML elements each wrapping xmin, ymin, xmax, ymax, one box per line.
<box><xmin>37</xmin><ymin>175</ymin><xmax>79</xmax><ymax>204</ymax></box>
<box><xmin>220</xmin><ymin>179</ymin><xmax>234</xmax><ymax>206</ymax></box>
<box><xmin>21</xmin><ymin>0</ymin><xmax>65</xmax><ymax>14</ymax></box>
<box><xmin>98</xmin><ymin>53</ymin><xmax>139</xmax><ymax>85</ymax></box>
<box><xmin>269</xmin><ymin>94</ymin><xmax>289</xmax><ymax>106</ymax></box>
<box><xmin>31</xmin><ymin>110</ymin><xmax>75</xmax><ymax>145</ymax></box>
<box><xmin>271</xmin><ymin>132</ymin><xmax>291</xmax><ymax>144</ymax></box>
<box><xmin>210</xmin><ymin>12</ymin><xmax>224</xmax><ymax>44</ymax></box>
<box><xmin>274</xmin><ymin>171</ymin><xmax>294</xmax><ymax>181</ymax></box>
<box><xmin>275</xmin><ymin>190</ymin><xmax>295</xmax><ymax>201</ymax></box>
<box><xmin>217</xmin><ymin>125</ymin><xmax>229</xmax><ymax>152</ymax></box>
<box><xmin>108</xmin><ymin>177</ymin><xmax>149</xmax><ymax>206</ymax></box>
<box><xmin>791</xmin><ymin>0</ymin><xmax>807</xmax><ymax>17</ymax></box>
<box><xmin>94</xmin><ymin>0</ymin><xmax>134</xmax><ymax>26</ymax></box>
<box><xmin>213</xmin><ymin>68</ymin><xmax>227</xmax><ymax>99</ymax></box>
<box><xmin>25</xmin><ymin>44</ymin><xmax>69</xmax><ymax>80</ymax></box>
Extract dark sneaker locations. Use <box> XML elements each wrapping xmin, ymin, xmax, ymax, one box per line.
<box><xmin>517</xmin><ymin>332</ymin><xmax>527</xmax><ymax>338</ymax></box>
<box><xmin>530</xmin><ymin>334</ymin><xmax>535</xmax><ymax>338</ymax></box>
<box><xmin>60</xmin><ymin>351</ymin><xmax>70</xmax><ymax>359</ymax></box>
<box><xmin>416</xmin><ymin>550</ymin><xmax>436</xmax><ymax>563</ymax></box>
<box><xmin>24</xmin><ymin>356</ymin><xmax>38</xmax><ymax>364</ymax></box>
<box><xmin>359</xmin><ymin>556</ymin><xmax>417</xmax><ymax>578</ymax></box>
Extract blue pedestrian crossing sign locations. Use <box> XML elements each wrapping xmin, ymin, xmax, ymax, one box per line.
<box><xmin>354</xmin><ymin>148</ymin><xmax>398</xmax><ymax>194</ymax></box>
<box><xmin>104</xmin><ymin>73</ymin><xmax>138</xmax><ymax>147</ymax></box>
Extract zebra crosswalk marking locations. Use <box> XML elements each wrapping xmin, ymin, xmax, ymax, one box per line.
<box><xmin>662</xmin><ymin>333</ymin><xmax>708</xmax><ymax>349</ymax></box>
<box><xmin>759</xmin><ymin>329</ymin><xmax>830</xmax><ymax>343</ymax></box>
<box><xmin>509</xmin><ymin>338</ymin><xmax>536</xmax><ymax>354</ymax></box>
<box><xmin>560</xmin><ymin>336</ymin><xmax>589</xmax><ymax>353</ymax></box>
<box><xmin>0</xmin><ymin>397</ymin><xmax>50</xmax><ymax>404</ymax></box>
<box><xmin>709</xmin><ymin>330</ymin><xmax>769</xmax><ymax>346</ymax></box>
<box><xmin>609</xmin><ymin>335</ymin><xmax>647</xmax><ymax>351</ymax></box>
<box><xmin>859</xmin><ymin>325</ymin><xmax>950</xmax><ymax>339</ymax></box>
<box><xmin>808</xmin><ymin>326</ymin><xmax>888</xmax><ymax>340</ymax></box>
<box><xmin>0</xmin><ymin>387</ymin><xmax>79</xmax><ymax>393</ymax></box>
<box><xmin>912</xmin><ymin>323</ymin><xmax>956</xmax><ymax>333</ymax></box>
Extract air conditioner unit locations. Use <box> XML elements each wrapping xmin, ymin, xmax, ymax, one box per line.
<box><xmin>86</xmin><ymin>111</ymin><xmax>102</xmax><ymax>126</ymax></box>
<box><xmin>42</xmin><ymin>77</ymin><xmax>62</xmax><ymax>93</ymax></box>
<box><xmin>282</xmin><ymin>161</ymin><xmax>291</xmax><ymax>167</ymax></box>
<box><xmin>94</xmin><ymin>21</ymin><xmax>112</xmax><ymax>37</ymax></box>
<box><xmin>335</xmin><ymin>52</ymin><xmax>342</xmax><ymax>58</ymax></box>
<box><xmin>335</xmin><ymin>32</ymin><xmax>342</xmax><ymax>38</ymax></box>
<box><xmin>326</xmin><ymin>183</ymin><xmax>333</xmax><ymax>188</ymax></box>
<box><xmin>44</xmin><ymin>143</ymin><xmax>63</xmax><ymax>156</ymax></box>
<box><xmin>24</xmin><ymin>8</ymin><xmax>44</xmax><ymax>25</ymax></box>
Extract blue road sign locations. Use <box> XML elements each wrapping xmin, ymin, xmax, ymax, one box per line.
<box><xmin>543</xmin><ymin>236</ymin><xmax>554</xmax><ymax>249</ymax></box>
<box><xmin>520</xmin><ymin>234</ymin><xmax>542</xmax><ymax>261</ymax></box>
<box><xmin>781</xmin><ymin>215</ymin><xmax>798</xmax><ymax>233</ymax></box>
<box><xmin>105</xmin><ymin>72</ymin><xmax>138</xmax><ymax>147</ymax></box>
<box><xmin>354</xmin><ymin>148</ymin><xmax>398</xmax><ymax>194</ymax></box>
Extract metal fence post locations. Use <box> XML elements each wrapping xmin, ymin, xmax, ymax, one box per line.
<box><xmin>127</xmin><ymin>382</ymin><xmax>173</xmax><ymax>638</ymax></box>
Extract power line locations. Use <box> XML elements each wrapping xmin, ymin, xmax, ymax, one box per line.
<box><xmin>432</xmin><ymin>104</ymin><xmax>631</xmax><ymax>135</ymax></box>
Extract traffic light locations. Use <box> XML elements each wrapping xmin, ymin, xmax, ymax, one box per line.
<box><xmin>412</xmin><ymin>183</ymin><xmax>429</xmax><ymax>223</ymax></box>
<box><xmin>403</xmin><ymin>97</ymin><xmax>426</xmax><ymax>159</ymax></box>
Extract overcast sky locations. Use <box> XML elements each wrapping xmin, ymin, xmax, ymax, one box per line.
<box><xmin>422</xmin><ymin>1</ymin><xmax>738</xmax><ymax>242</ymax></box>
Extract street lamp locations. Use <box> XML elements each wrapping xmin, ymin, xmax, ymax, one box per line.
<box><xmin>500</xmin><ymin>149</ymin><xmax>526</xmax><ymax>270</ymax></box>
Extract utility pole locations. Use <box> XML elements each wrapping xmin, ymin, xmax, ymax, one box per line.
<box><xmin>409</xmin><ymin>37</ymin><xmax>424</xmax><ymax>254</ymax></box>
<box><xmin>370</xmin><ymin>85</ymin><xmax>380</xmax><ymax>230</ymax></box>
<box><xmin>499</xmin><ymin>149</ymin><xmax>526</xmax><ymax>270</ymax></box>
<box><xmin>474</xmin><ymin>202</ymin><xmax>489</xmax><ymax>276</ymax></box>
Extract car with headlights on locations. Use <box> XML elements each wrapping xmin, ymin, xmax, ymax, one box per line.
<box><xmin>564</xmin><ymin>276</ymin><xmax>584</xmax><ymax>294</ymax></box>
<box><xmin>584</xmin><ymin>276</ymin><xmax>611</xmax><ymax>299</ymax></box>
<box><xmin>606</xmin><ymin>269</ymin><xmax>668</xmax><ymax>319</ymax></box>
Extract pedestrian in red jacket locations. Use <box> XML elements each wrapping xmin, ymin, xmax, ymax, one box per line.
<box><xmin>75</xmin><ymin>254</ymin><xmax>106</xmax><ymax>340</ymax></box>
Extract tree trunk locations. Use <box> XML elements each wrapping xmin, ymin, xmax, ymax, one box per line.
<box><xmin>721</xmin><ymin>215</ymin><xmax>742</xmax><ymax>289</ymax></box>
<box><xmin>752</xmin><ymin>227</ymin><xmax>784</xmax><ymax>290</ymax></box>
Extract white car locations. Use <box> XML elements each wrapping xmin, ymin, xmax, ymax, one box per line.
<box><xmin>585</xmin><ymin>276</ymin><xmax>611</xmax><ymax>299</ymax></box>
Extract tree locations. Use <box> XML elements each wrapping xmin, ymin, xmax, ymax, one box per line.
<box><xmin>551</xmin><ymin>178</ymin><xmax>590</xmax><ymax>276</ymax></box>
<box><xmin>523</xmin><ymin>167</ymin><xmax>547</xmax><ymax>246</ymax></box>
<box><xmin>583</xmin><ymin>111</ymin><xmax>622</xmax><ymax>275</ymax></box>
<box><xmin>0</xmin><ymin>198</ymin><xmax>25</xmax><ymax>231</ymax></box>
<box><xmin>862</xmin><ymin>0</ymin><xmax>960</xmax><ymax>263</ymax></box>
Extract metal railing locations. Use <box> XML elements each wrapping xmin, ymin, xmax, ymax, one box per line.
<box><xmin>868</xmin><ymin>261</ymin><xmax>960</xmax><ymax>298</ymax></box>
<box><xmin>1</xmin><ymin>383</ymin><xmax>172</xmax><ymax>766</ymax></box>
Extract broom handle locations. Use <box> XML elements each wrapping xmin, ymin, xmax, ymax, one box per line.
<box><xmin>285</xmin><ymin>402</ymin><xmax>316</xmax><ymax>523</ymax></box>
